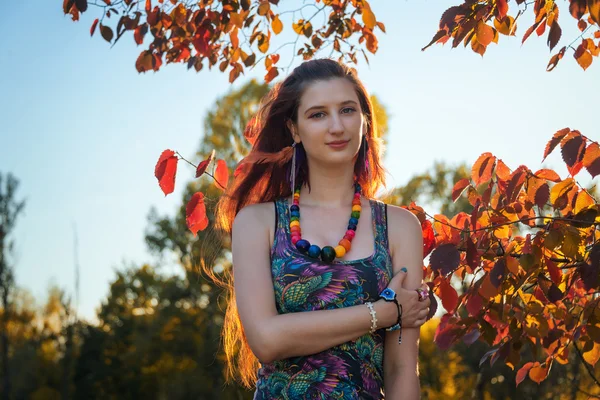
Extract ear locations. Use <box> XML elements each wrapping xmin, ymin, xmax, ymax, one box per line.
<box><xmin>287</xmin><ymin>120</ymin><xmax>301</xmax><ymax>144</ymax></box>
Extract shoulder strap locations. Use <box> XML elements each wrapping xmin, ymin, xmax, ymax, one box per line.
<box><xmin>370</xmin><ymin>199</ymin><xmax>391</xmax><ymax>254</ymax></box>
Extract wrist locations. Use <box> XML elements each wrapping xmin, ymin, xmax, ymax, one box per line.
<box><xmin>373</xmin><ymin>299</ymin><xmax>396</xmax><ymax>328</ymax></box>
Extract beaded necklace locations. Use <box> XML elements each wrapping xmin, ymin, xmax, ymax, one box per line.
<box><xmin>290</xmin><ymin>183</ymin><xmax>362</xmax><ymax>263</ymax></box>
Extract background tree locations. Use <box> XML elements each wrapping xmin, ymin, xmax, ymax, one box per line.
<box><xmin>0</xmin><ymin>172</ymin><xmax>26</xmax><ymax>400</ymax></box>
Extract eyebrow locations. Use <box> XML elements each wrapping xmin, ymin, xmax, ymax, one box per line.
<box><xmin>303</xmin><ymin>100</ymin><xmax>358</xmax><ymax>116</ymax></box>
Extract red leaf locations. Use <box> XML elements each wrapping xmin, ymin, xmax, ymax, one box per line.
<box><xmin>155</xmin><ymin>150</ymin><xmax>178</xmax><ymax>196</ymax></box>
<box><xmin>570</xmin><ymin>0</ymin><xmax>587</xmax><ymax>19</ymax></box>
<box><xmin>583</xmin><ymin>142</ymin><xmax>600</xmax><ymax>178</ymax></box>
<box><xmin>451</xmin><ymin>178</ymin><xmax>470</xmax><ymax>202</ymax></box>
<box><xmin>430</xmin><ymin>243</ymin><xmax>460</xmax><ymax>276</ymax></box>
<box><xmin>196</xmin><ymin>149</ymin><xmax>215</xmax><ymax>178</ymax></box>
<box><xmin>561</xmin><ymin>132</ymin><xmax>585</xmax><ymax>169</ymax></box>
<box><xmin>466</xmin><ymin>292</ymin><xmax>483</xmax><ymax>317</ymax></box>
<box><xmin>516</xmin><ymin>362</ymin><xmax>535</xmax><ymax>386</ymax></box>
<box><xmin>264</xmin><ymin>66</ymin><xmax>279</xmax><ymax>83</ymax></box>
<box><xmin>497</xmin><ymin>0</ymin><xmax>508</xmax><ymax>20</ymax></box>
<box><xmin>422</xmin><ymin>220</ymin><xmax>435</xmax><ymax>258</ymax></box>
<box><xmin>214</xmin><ymin>159</ymin><xmax>229</xmax><ymax>190</ymax></box>
<box><xmin>471</xmin><ymin>152</ymin><xmax>496</xmax><ymax>186</ymax></box>
<box><xmin>543</xmin><ymin>128</ymin><xmax>570</xmax><ymax>162</ymax></box>
<box><xmin>185</xmin><ymin>192</ymin><xmax>209</xmax><ymax>236</ymax></box>
<box><xmin>90</xmin><ymin>18</ymin><xmax>99</xmax><ymax>36</ymax></box>
<box><xmin>546</xmin><ymin>258</ymin><xmax>562</xmax><ymax>284</ymax></box>
<box><xmin>145</xmin><ymin>0</ymin><xmax>151</xmax><ymax>13</ymax></box>
<box><xmin>439</xmin><ymin>279</ymin><xmax>458</xmax><ymax>312</ymax></box>
<box><xmin>547</xmin><ymin>20</ymin><xmax>562</xmax><ymax>51</ymax></box>
<box><xmin>134</xmin><ymin>24</ymin><xmax>148</xmax><ymax>45</ymax></box>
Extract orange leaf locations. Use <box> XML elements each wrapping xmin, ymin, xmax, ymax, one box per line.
<box><xmin>265</xmin><ymin>66</ymin><xmax>279</xmax><ymax>82</ymax></box>
<box><xmin>155</xmin><ymin>149</ymin><xmax>178</xmax><ymax>196</ymax></box>
<box><xmin>589</xmin><ymin>0</ymin><xmax>600</xmax><ymax>25</ymax></box>
<box><xmin>471</xmin><ymin>152</ymin><xmax>496</xmax><ymax>186</ymax></box>
<box><xmin>451</xmin><ymin>178</ymin><xmax>470</xmax><ymax>202</ymax></box>
<box><xmin>439</xmin><ymin>279</ymin><xmax>458</xmax><ymax>312</ymax></box>
<box><xmin>529</xmin><ymin>361</ymin><xmax>551</xmax><ymax>384</ymax></box>
<box><xmin>574</xmin><ymin>44</ymin><xmax>593</xmax><ymax>70</ymax></box>
<box><xmin>272</xmin><ymin>14</ymin><xmax>283</xmax><ymax>34</ymax></box>
<box><xmin>214</xmin><ymin>159</ymin><xmax>229</xmax><ymax>190</ymax></box>
<box><xmin>534</xmin><ymin>168</ymin><xmax>561</xmax><ymax>182</ymax></box>
<box><xmin>185</xmin><ymin>192</ymin><xmax>209</xmax><ymax>236</ymax></box>
<box><xmin>362</xmin><ymin>1</ymin><xmax>376</xmax><ymax>30</ymax></box>
<box><xmin>476</xmin><ymin>21</ymin><xmax>494</xmax><ymax>46</ymax></box>
<box><xmin>196</xmin><ymin>149</ymin><xmax>215</xmax><ymax>178</ymax></box>
<box><xmin>145</xmin><ymin>0</ymin><xmax>151</xmax><ymax>13</ymax></box>
<box><xmin>230</xmin><ymin>27</ymin><xmax>239</xmax><ymax>49</ymax></box>
<box><xmin>583</xmin><ymin>142</ymin><xmax>600</xmax><ymax>178</ymax></box>
<box><xmin>90</xmin><ymin>18</ymin><xmax>99</xmax><ymax>36</ymax></box>
<box><xmin>543</xmin><ymin>128</ymin><xmax>570</xmax><ymax>162</ymax></box>
<box><xmin>516</xmin><ymin>362</ymin><xmax>534</xmax><ymax>386</ymax></box>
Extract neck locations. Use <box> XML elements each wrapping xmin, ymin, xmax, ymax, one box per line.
<box><xmin>299</xmin><ymin>160</ymin><xmax>357</xmax><ymax>207</ymax></box>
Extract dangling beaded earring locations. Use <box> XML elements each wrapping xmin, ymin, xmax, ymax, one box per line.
<box><xmin>362</xmin><ymin>135</ymin><xmax>371</xmax><ymax>181</ymax></box>
<box><xmin>289</xmin><ymin>142</ymin><xmax>297</xmax><ymax>193</ymax></box>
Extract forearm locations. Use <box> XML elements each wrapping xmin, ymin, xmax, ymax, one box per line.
<box><xmin>385</xmin><ymin>368</ymin><xmax>420</xmax><ymax>399</ymax></box>
<box><xmin>259</xmin><ymin>300</ymin><xmax>394</xmax><ymax>362</ymax></box>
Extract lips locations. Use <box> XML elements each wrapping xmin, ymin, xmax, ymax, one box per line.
<box><xmin>327</xmin><ymin>139</ymin><xmax>350</xmax><ymax>149</ymax></box>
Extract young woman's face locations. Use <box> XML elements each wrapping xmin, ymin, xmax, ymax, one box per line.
<box><xmin>290</xmin><ymin>77</ymin><xmax>366</xmax><ymax>168</ymax></box>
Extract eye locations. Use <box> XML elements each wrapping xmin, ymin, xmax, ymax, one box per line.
<box><xmin>341</xmin><ymin>107</ymin><xmax>356</xmax><ymax>114</ymax></box>
<box><xmin>309</xmin><ymin>112</ymin><xmax>326</xmax><ymax>119</ymax></box>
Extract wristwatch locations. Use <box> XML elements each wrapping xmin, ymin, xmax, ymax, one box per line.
<box><xmin>378</xmin><ymin>288</ymin><xmax>402</xmax><ymax>332</ymax></box>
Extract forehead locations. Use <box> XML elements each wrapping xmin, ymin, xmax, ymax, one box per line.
<box><xmin>298</xmin><ymin>78</ymin><xmax>360</xmax><ymax>111</ymax></box>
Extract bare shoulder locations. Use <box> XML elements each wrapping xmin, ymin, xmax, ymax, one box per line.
<box><xmin>384</xmin><ymin>204</ymin><xmax>423</xmax><ymax>272</ymax></box>
<box><xmin>233</xmin><ymin>201</ymin><xmax>275</xmax><ymax>231</ymax></box>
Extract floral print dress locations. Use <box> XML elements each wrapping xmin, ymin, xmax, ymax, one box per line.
<box><xmin>253</xmin><ymin>197</ymin><xmax>393</xmax><ymax>400</ymax></box>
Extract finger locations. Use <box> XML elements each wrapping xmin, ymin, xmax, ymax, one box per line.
<box><xmin>394</xmin><ymin>267</ymin><xmax>408</xmax><ymax>284</ymax></box>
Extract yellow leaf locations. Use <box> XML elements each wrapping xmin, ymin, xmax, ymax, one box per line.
<box><xmin>550</xmin><ymin>178</ymin><xmax>575</xmax><ymax>208</ymax></box>
<box><xmin>272</xmin><ymin>15</ymin><xmax>283</xmax><ymax>34</ymax></box>
<box><xmin>494</xmin><ymin>15</ymin><xmax>514</xmax><ymax>36</ymax></box>
<box><xmin>476</xmin><ymin>21</ymin><xmax>494</xmax><ymax>46</ymax></box>
<box><xmin>574</xmin><ymin>190</ymin><xmax>595</xmax><ymax>213</ymax></box>
<box><xmin>362</xmin><ymin>2</ymin><xmax>376</xmax><ymax>30</ymax></box>
<box><xmin>292</xmin><ymin>20</ymin><xmax>304</xmax><ymax>35</ymax></box>
<box><xmin>575</xmin><ymin>48</ymin><xmax>593</xmax><ymax>70</ymax></box>
<box><xmin>583</xmin><ymin>341</ymin><xmax>600</xmax><ymax>366</ymax></box>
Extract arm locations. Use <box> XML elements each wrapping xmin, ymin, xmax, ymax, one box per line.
<box><xmin>231</xmin><ymin>203</ymin><xmax>398</xmax><ymax>364</ymax></box>
<box><xmin>383</xmin><ymin>206</ymin><xmax>425</xmax><ymax>399</ymax></box>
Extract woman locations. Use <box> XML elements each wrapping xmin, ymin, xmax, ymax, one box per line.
<box><xmin>215</xmin><ymin>59</ymin><xmax>431</xmax><ymax>399</ymax></box>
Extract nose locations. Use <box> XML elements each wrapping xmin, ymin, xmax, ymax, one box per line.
<box><xmin>328</xmin><ymin>114</ymin><xmax>344</xmax><ymax>136</ymax></box>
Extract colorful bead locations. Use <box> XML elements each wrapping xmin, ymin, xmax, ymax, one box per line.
<box><xmin>321</xmin><ymin>246</ymin><xmax>336</xmax><ymax>263</ymax></box>
<box><xmin>308</xmin><ymin>245</ymin><xmax>322</xmax><ymax>259</ymax></box>
<box><xmin>290</xmin><ymin>183</ymin><xmax>361</xmax><ymax>263</ymax></box>
<box><xmin>296</xmin><ymin>239</ymin><xmax>310</xmax><ymax>252</ymax></box>
<box><xmin>339</xmin><ymin>238</ymin><xmax>351</xmax><ymax>252</ymax></box>
<box><xmin>334</xmin><ymin>245</ymin><xmax>346</xmax><ymax>258</ymax></box>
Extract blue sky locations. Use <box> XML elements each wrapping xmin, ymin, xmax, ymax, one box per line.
<box><xmin>1</xmin><ymin>1</ymin><xmax>597</xmax><ymax>322</ymax></box>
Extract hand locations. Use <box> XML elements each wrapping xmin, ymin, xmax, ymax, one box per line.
<box><xmin>384</xmin><ymin>269</ymin><xmax>431</xmax><ymax>329</ymax></box>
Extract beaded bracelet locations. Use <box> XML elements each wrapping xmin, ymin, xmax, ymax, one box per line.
<box><xmin>365</xmin><ymin>302</ymin><xmax>377</xmax><ymax>334</ymax></box>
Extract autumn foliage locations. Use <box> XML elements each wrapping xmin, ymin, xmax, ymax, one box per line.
<box><xmin>407</xmin><ymin>129</ymin><xmax>599</xmax><ymax>386</ymax></box>
<box><xmin>154</xmin><ymin>127</ymin><xmax>599</xmax><ymax>386</ymax></box>
<box><xmin>424</xmin><ymin>0</ymin><xmax>600</xmax><ymax>71</ymax></box>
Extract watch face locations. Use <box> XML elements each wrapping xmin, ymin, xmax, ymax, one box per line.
<box><xmin>381</xmin><ymin>288</ymin><xmax>395</xmax><ymax>300</ymax></box>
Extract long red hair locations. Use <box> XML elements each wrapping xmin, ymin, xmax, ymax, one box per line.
<box><xmin>208</xmin><ymin>59</ymin><xmax>387</xmax><ymax>388</ymax></box>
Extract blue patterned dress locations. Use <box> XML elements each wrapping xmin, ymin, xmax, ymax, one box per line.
<box><xmin>253</xmin><ymin>197</ymin><xmax>393</xmax><ymax>400</ymax></box>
